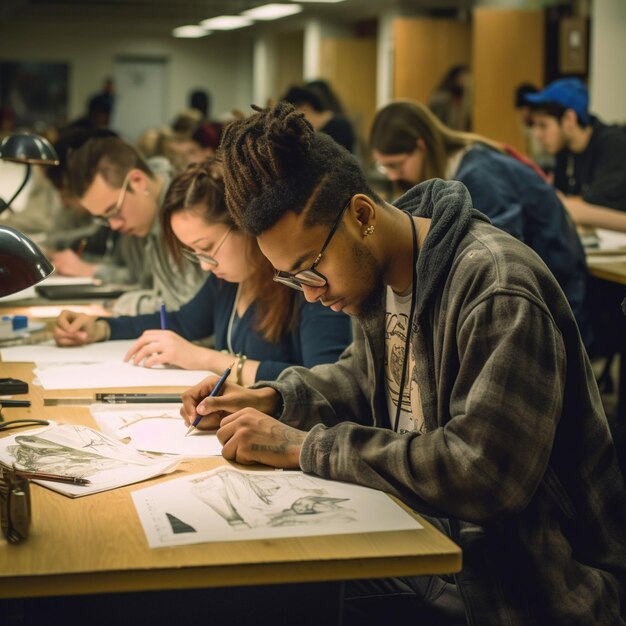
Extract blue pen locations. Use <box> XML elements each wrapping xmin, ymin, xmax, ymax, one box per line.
<box><xmin>185</xmin><ymin>362</ymin><xmax>235</xmax><ymax>437</ymax></box>
<box><xmin>159</xmin><ymin>302</ymin><xmax>167</xmax><ymax>330</ymax></box>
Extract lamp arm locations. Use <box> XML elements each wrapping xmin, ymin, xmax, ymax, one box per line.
<box><xmin>0</xmin><ymin>163</ymin><xmax>32</xmax><ymax>216</ymax></box>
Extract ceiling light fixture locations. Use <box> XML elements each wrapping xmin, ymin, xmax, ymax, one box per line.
<box><xmin>172</xmin><ymin>25</ymin><xmax>211</xmax><ymax>38</ymax></box>
<box><xmin>199</xmin><ymin>15</ymin><xmax>254</xmax><ymax>30</ymax></box>
<box><xmin>242</xmin><ymin>4</ymin><xmax>303</xmax><ymax>20</ymax></box>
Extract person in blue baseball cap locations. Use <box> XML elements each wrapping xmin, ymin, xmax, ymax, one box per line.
<box><xmin>526</xmin><ymin>78</ymin><xmax>626</xmax><ymax>232</ymax></box>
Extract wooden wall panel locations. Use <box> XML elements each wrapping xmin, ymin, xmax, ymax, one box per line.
<box><xmin>472</xmin><ymin>8</ymin><xmax>545</xmax><ymax>152</ymax></box>
<box><xmin>393</xmin><ymin>18</ymin><xmax>471</xmax><ymax>105</ymax></box>
<box><xmin>274</xmin><ymin>30</ymin><xmax>304</xmax><ymax>100</ymax></box>
<box><xmin>319</xmin><ymin>37</ymin><xmax>377</xmax><ymax>152</ymax></box>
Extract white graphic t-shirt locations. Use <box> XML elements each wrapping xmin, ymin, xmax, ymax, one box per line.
<box><xmin>384</xmin><ymin>286</ymin><xmax>425</xmax><ymax>434</ymax></box>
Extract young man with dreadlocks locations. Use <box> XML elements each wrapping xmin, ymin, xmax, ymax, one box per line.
<box><xmin>181</xmin><ymin>102</ymin><xmax>626</xmax><ymax>626</ymax></box>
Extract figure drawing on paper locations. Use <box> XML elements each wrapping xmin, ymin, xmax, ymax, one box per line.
<box><xmin>190</xmin><ymin>469</ymin><xmax>357</xmax><ymax>530</ymax></box>
<box><xmin>4</xmin><ymin>424</ymin><xmax>155</xmax><ymax>477</ymax></box>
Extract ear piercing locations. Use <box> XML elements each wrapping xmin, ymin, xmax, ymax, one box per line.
<box><xmin>363</xmin><ymin>225</ymin><xmax>375</xmax><ymax>237</ymax></box>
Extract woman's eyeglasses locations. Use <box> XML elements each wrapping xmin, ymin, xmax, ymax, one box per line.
<box><xmin>180</xmin><ymin>227</ymin><xmax>232</xmax><ymax>267</ymax></box>
<box><xmin>273</xmin><ymin>199</ymin><xmax>351</xmax><ymax>291</ymax></box>
<box><xmin>375</xmin><ymin>150</ymin><xmax>415</xmax><ymax>176</ymax></box>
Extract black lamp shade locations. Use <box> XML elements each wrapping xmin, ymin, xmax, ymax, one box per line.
<box><xmin>0</xmin><ymin>226</ymin><xmax>54</xmax><ymax>297</ymax></box>
<box><xmin>0</xmin><ymin>132</ymin><xmax>59</xmax><ymax>165</ymax></box>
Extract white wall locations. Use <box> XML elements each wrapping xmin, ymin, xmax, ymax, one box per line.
<box><xmin>590</xmin><ymin>0</ymin><xmax>626</xmax><ymax>123</ymax></box>
<box><xmin>0</xmin><ymin>20</ymin><xmax>253</xmax><ymax>135</ymax></box>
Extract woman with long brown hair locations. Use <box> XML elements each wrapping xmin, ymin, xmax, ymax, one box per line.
<box><xmin>53</xmin><ymin>159</ymin><xmax>351</xmax><ymax>385</ymax></box>
<box><xmin>370</xmin><ymin>100</ymin><xmax>591</xmax><ymax>348</ymax></box>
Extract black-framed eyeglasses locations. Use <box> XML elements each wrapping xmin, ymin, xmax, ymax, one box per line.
<box><xmin>273</xmin><ymin>198</ymin><xmax>351</xmax><ymax>291</ymax></box>
<box><xmin>92</xmin><ymin>173</ymin><xmax>131</xmax><ymax>226</ymax></box>
<box><xmin>180</xmin><ymin>227</ymin><xmax>232</xmax><ymax>267</ymax></box>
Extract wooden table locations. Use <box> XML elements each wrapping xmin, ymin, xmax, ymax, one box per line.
<box><xmin>0</xmin><ymin>363</ymin><xmax>461</xmax><ymax>625</ymax></box>
<box><xmin>586</xmin><ymin>251</ymin><xmax>626</xmax><ymax>458</ymax></box>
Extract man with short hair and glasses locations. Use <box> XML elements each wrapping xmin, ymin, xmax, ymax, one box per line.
<box><xmin>181</xmin><ymin>103</ymin><xmax>626</xmax><ymax>626</ymax></box>
<box><xmin>64</xmin><ymin>136</ymin><xmax>204</xmax><ymax>314</ymax></box>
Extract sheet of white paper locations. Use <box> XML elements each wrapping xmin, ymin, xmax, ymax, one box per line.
<box><xmin>91</xmin><ymin>404</ymin><xmax>221</xmax><ymax>457</ymax></box>
<box><xmin>596</xmin><ymin>228</ymin><xmax>626</xmax><ymax>250</ymax></box>
<box><xmin>0</xmin><ymin>424</ymin><xmax>179</xmax><ymax>498</ymax></box>
<box><xmin>132</xmin><ymin>467</ymin><xmax>422</xmax><ymax>548</ymax></box>
<box><xmin>1</xmin><ymin>339</ymin><xmax>136</xmax><ymax>364</ymax></box>
<box><xmin>34</xmin><ymin>361</ymin><xmax>208</xmax><ymax>390</ymax></box>
<box><xmin>586</xmin><ymin>254</ymin><xmax>626</xmax><ymax>265</ymax></box>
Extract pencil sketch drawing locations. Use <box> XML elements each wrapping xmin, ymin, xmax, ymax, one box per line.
<box><xmin>4</xmin><ymin>424</ymin><xmax>160</xmax><ymax>478</ymax></box>
<box><xmin>189</xmin><ymin>468</ymin><xmax>357</xmax><ymax>530</ymax></box>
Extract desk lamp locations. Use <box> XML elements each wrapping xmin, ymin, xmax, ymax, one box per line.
<box><xmin>0</xmin><ymin>131</ymin><xmax>60</xmax><ymax>215</ymax></box>
<box><xmin>0</xmin><ymin>224</ymin><xmax>54</xmax><ymax>296</ymax></box>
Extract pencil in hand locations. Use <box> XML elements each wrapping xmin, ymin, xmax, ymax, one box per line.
<box><xmin>185</xmin><ymin>363</ymin><xmax>234</xmax><ymax>437</ymax></box>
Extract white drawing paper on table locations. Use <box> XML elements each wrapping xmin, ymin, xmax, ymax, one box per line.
<box><xmin>1</xmin><ymin>339</ymin><xmax>136</xmax><ymax>364</ymax></box>
<box><xmin>33</xmin><ymin>361</ymin><xmax>208</xmax><ymax>390</ymax></box>
<box><xmin>91</xmin><ymin>403</ymin><xmax>221</xmax><ymax>457</ymax></box>
<box><xmin>132</xmin><ymin>467</ymin><xmax>422</xmax><ymax>548</ymax></box>
<box><xmin>0</xmin><ymin>424</ymin><xmax>179</xmax><ymax>498</ymax></box>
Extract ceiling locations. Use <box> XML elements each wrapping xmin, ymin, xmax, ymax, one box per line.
<box><xmin>0</xmin><ymin>0</ymin><xmax>471</xmax><ymax>36</ymax></box>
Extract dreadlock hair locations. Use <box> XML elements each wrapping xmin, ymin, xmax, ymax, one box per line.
<box><xmin>161</xmin><ymin>158</ymin><xmax>299</xmax><ymax>344</ymax></box>
<box><xmin>67</xmin><ymin>135</ymin><xmax>154</xmax><ymax>199</ymax></box>
<box><xmin>370</xmin><ymin>100</ymin><xmax>504</xmax><ymax>181</ymax></box>
<box><xmin>220</xmin><ymin>101</ymin><xmax>381</xmax><ymax>235</ymax></box>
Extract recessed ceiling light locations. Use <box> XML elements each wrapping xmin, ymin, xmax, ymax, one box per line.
<box><xmin>199</xmin><ymin>15</ymin><xmax>254</xmax><ymax>30</ymax></box>
<box><xmin>242</xmin><ymin>4</ymin><xmax>303</xmax><ymax>20</ymax></box>
<box><xmin>172</xmin><ymin>25</ymin><xmax>211</xmax><ymax>38</ymax></box>
<box><xmin>294</xmin><ymin>0</ymin><xmax>346</xmax><ymax>3</ymax></box>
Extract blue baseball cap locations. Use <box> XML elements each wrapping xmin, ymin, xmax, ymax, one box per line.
<box><xmin>525</xmin><ymin>78</ymin><xmax>589</xmax><ymax>124</ymax></box>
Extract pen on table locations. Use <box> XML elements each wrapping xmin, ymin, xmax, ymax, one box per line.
<box><xmin>12</xmin><ymin>469</ymin><xmax>90</xmax><ymax>486</ymax></box>
<box><xmin>0</xmin><ymin>400</ymin><xmax>31</xmax><ymax>408</ymax></box>
<box><xmin>44</xmin><ymin>393</ymin><xmax>182</xmax><ymax>405</ymax></box>
<box><xmin>185</xmin><ymin>362</ymin><xmax>234</xmax><ymax>437</ymax></box>
<box><xmin>96</xmin><ymin>393</ymin><xmax>181</xmax><ymax>404</ymax></box>
<box><xmin>160</xmin><ymin>302</ymin><xmax>167</xmax><ymax>330</ymax></box>
<box><xmin>76</xmin><ymin>238</ymin><xmax>88</xmax><ymax>258</ymax></box>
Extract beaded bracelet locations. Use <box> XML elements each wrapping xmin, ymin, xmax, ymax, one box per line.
<box><xmin>236</xmin><ymin>353</ymin><xmax>248</xmax><ymax>386</ymax></box>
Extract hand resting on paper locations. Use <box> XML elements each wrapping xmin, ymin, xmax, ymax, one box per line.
<box><xmin>53</xmin><ymin>310</ymin><xmax>109</xmax><ymax>346</ymax></box>
<box><xmin>125</xmin><ymin>329</ymin><xmax>211</xmax><ymax>369</ymax></box>
<box><xmin>217</xmin><ymin>408</ymin><xmax>305</xmax><ymax>468</ymax></box>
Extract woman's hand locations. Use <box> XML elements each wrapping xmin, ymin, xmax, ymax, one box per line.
<box><xmin>124</xmin><ymin>330</ymin><xmax>210</xmax><ymax>369</ymax></box>
<box><xmin>53</xmin><ymin>310</ymin><xmax>108</xmax><ymax>346</ymax></box>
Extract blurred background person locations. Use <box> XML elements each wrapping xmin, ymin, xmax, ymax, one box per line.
<box><xmin>282</xmin><ymin>84</ymin><xmax>355</xmax><ymax>153</ymax></box>
<box><xmin>370</xmin><ymin>99</ymin><xmax>590</xmax><ymax>348</ymax></box>
<box><xmin>428</xmin><ymin>64</ymin><xmax>472</xmax><ymax>132</ymax></box>
<box><xmin>526</xmin><ymin>77</ymin><xmax>626</xmax><ymax>232</ymax></box>
<box><xmin>514</xmin><ymin>82</ymin><xmax>554</xmax><ymax>175</ymax></box>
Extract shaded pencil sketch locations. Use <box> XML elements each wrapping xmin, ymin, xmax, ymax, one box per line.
<box><xmin>0</xmin><ymin>424</ymin><xmax>180</xmax><ymax>497</ymax></box>
<box><xmin>132</xmin><ymin>467</ymin><xmax>424</xmax><ymax>548</ymax></box>
<box><xmin>7</xmin><ymin>433</ymin><xmax>124</xmax><ymax>478</ymax></box>
<box><xmin>190</xmin><ymin>468</ymin><xmax>356</xmax><ymax>530</ymax></box>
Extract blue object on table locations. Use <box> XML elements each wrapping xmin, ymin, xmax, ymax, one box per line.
<box><xmin>11</xmin><ymin>315</ymin><xmax>28</xmax><ymax>330</ymax></box>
